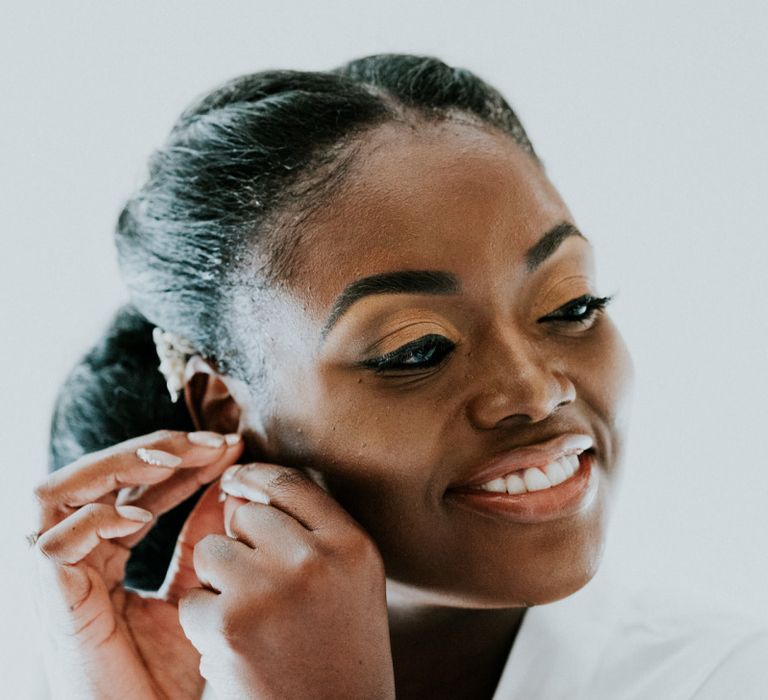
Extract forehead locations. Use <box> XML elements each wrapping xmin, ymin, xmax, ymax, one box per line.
<box><xmin>287</xmin><ymin>119</ymin><xmax>572</xmax><ymax>313</ymax></box>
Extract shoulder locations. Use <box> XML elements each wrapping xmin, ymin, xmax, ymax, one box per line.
<box><xmin>598</xmin><ymin>579</ymin><xmax>768</xmax><ymax>699</ymax></box>
<box><xmin>688</xmin><ymin>624</ymin><xmax>768</xmax><ymax>699</ymax></box>
<box><xmin>496</xmin><ymin>568</ymin><xmax>768</xmax><ymax>699</ymax></box>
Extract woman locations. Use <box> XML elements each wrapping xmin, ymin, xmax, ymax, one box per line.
<box><xmin>33</xmin><ymin>54</ymin><xmax>766</xmax><ymax>699</ymax></box>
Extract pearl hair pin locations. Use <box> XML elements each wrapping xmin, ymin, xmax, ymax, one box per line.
<box><xmin>152</xmin><ymin>327</ymin><xmax>197</xmax><ymax>403</ymax></box>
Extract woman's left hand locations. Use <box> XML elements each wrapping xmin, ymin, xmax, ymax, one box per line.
<box><xmin>178</xmin><ymin>463</ymin><xmax>396</xmax><ymax>700</ymax></box>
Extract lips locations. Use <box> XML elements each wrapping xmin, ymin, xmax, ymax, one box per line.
<box><xmin>446</xmin><ymin>450</ymin><xmax>598</xmax><ymax>524</ymax></box>
<box><xmin>449</xmin><ymin>433</ymin><xmax>594</xmax><ymax>490</ymax></box>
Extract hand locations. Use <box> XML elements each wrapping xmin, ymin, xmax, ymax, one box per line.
<box><xmin>178</xmin><ymin>463</ymin><xmax>396</xmax><ymax>700</ymax></box>
<box><xmin>31</xmin><ymin>429</ymin><xmax>244</xmax><ymax>700</ymax></box>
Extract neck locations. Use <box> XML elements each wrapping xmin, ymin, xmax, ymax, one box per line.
<box><xmin>386</xmin><ymin>584</ymin><xmax>526</xmax><ymax>700</ymax></box>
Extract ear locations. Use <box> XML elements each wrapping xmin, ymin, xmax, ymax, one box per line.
<box><xmin>182</xmin><ymin>355</ymin><xmax>242</xmax><ymax>434</ymax></box>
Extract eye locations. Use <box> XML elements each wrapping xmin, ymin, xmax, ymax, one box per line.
<box><xmin>358</xmin><ymin>334</ymin><xmax>457</xmax><ymax>374</ymax></box>
<box><xmin>538</xmin><ymin>293</ymin><xmax>615</xmax><ymax>326</ymax></box>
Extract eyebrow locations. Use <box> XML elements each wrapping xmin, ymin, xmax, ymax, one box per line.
<box><xmin>319</xmin><ymin>220</ymin><xmax>586</xmax><ymax>341</ymax></box>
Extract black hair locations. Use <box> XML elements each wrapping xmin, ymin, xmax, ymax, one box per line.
<box><xmin>48</xmin><ymin>53</ymin><xmax>537</xmax><ymax>590</ymax></box>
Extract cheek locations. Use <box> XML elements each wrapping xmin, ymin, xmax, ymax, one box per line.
<box><xmin>303</xmin><ymin>379</ymin><xmax>447</xmax><ymax>492</ymax></box>
<box><xmin>264</xmin><ymin>369</ymin><xmax>452</xmax><ymax>537</ymax></box>
<box><xmin>570</xmin><ymin>317</ymin><xmax>635</xmax><ymax>478</ymax></box>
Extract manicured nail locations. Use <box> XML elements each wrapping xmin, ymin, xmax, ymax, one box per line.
<box><xmin>188</xmin><ymin>431</ymin><xmax>225</xmax><ymax>448</ymax></box>
<box><xmin>220</xmin><ymin>478</ymin><xmax>270</xmax><ymax>505</ymax></box>
<box><xmin>224</xmin><ymin>433</ymin><xmax>242</xmax><ymax>446</ymax></box>
<box><xmin>116</xmin><ymin>505</ymin><xmax>153</xmax><ymax>522</ymax></box>
<box><xmin>136</xmin><ymin>448</ymin><xmax>182</xmax><ymax>468</ymax></box>
<box><xmin>217</xmin><ymin>488</ymin><xmax>227</xmax><ymax>503</ymax></box>
<box><xmin>116</xmin><ymin>485</ymin><xmax>146</xmax><ymax>505</ymax></box>
<box><xmin>221</xmin><ymin>464</ymin><xmax>243</xmax><ymax>481</ymax></box>
<box><xmin>220</xmin><ymin>481</ymin><xmax>248</xmax><ymax>500</ymax></box>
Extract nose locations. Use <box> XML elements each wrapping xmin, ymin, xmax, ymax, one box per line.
<box><xmin>465</xmin><ymin>333</ymin><xmax>576</xmax><ymax>429</ymax></box>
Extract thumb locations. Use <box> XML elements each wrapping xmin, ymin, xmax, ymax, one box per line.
<box><xmin>158</xmin><ymin>481</ymin><xmax>226</xmax><ymax>603</ymax></box>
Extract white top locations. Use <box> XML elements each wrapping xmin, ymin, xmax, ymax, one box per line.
<box><xmin>493</xmin><ymin>569</ymin><xmax>768</xmax><ymax>699</ymax></box>
<box><xmin>203</xmin><ymin>569</ymin><xmax>768</xmax><ymax>699</ymax></box>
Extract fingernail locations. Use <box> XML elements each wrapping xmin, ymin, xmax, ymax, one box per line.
<box><xmin>136</xmin><ymin>448</ymin><xmax>182</xmax><ymax>468</ymax></box>
<box><xmin>224</xmin><ymin>433</ymin><xmax>242</xmax><ymax>446</ymax></box>
<box><xmin>220</xmin><ymin>481</ymin><xmax>247</xmax><ymax>500</ymax></box>
<box><xmin>116</xmin><ymin>505</ymin><xmax>153</xmax><ymax>522</ymax></box>
<box><xmin>188</xmin><ymin>431</ymin><xmax>225</xmax><ymax>448</ymax></box>
<box><xmin>220</xmin><ymin>479</ymin><xmax>270</xmax><ymax>505</ymax></box>
<box><xmin>221</xmin><ymin>464</ymin><xmax>244</xmax><ymax>482</ymax></box>
<box><xmin>217</xmin><ymin>488</ymin><xmax>227</xmax><ymax>503</ymax></box>
<box><xmin>116</xmin><ymin>485</ymin><xmax>146</xmax><ymax>505</ymax></box>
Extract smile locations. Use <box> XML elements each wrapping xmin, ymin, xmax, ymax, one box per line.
<box><xmin>446</xmin><ymin>450</ymin><xmax>599</xmax><ymax>524</ymax></box>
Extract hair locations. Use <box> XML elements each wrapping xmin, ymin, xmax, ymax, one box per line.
<box><xmin>48</xmin><ymin>53</ymin><xmax>537</xmax><ymax>590</ymax></box>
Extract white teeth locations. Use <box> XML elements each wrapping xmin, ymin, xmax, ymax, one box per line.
<box><xmin>481</xmin><ymin>477</ymin><xmax>507</xmax><ymax>493</ymax></box>
<box><xmin>544</xmin><ymin>461</ymin><xmax>568</xmax><ymax>486</ymax></box>
<box><xmin>475</xmin><ymin>452</ymin><xmax>585</xmax><ymax>495</ymax></box>
<box><xmin>505</xmin><ymin>473</ymin><xmax>527</xmax><ymax>494</ymax></box>
<box><xmin>564</xmin><ymin>454</ymin><xmax>580</xmax><ymax>476</ymax></box>
<box><xmin>523</xmin><ymin>467</ymin><xmax>551</xmax><ymax>491</ymax></box>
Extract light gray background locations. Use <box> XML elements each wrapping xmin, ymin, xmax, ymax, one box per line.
<box><xmin>2</xmin><ymin>1</ymin><xmax>766</xmax><ymax>696</ymax></box>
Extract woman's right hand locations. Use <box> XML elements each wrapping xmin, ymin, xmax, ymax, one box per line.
<box><xmin>31</xmin><ymin>429</ymin><xmax>244</xmax><ymax>700</ymax></box>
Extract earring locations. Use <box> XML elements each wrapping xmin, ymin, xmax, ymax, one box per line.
<box><xmin>152</xmin><ymin>327</ymin><xmax>197</xmax><ymax>403</ymax></box>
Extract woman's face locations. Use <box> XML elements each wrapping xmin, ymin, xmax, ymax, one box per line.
<box><xmin>236</xmin><ymin>119</ymin><xmax>634</xmax><ymax>607</ymax></box>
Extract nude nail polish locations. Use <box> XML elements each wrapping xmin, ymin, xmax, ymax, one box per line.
<box><xmin>188</xmin><ymin>431</ymin><xmax>225</xmax><ymax>448</ymax></box>
<box><xmin>136</xmin><ymin>448</ymin><xmax>182</xmax><ymax>468</ymax></box>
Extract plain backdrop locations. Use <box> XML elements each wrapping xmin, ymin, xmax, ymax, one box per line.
<box><xmin>2</xmin><ymin>1</ymin><xmax>767</xmax><ymax>696</ymax></box>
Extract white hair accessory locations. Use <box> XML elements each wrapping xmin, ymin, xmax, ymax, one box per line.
<box><xmin>152</xmin><ymin>327</ymin><xmax>198</xmax><ymax>403</ymax></box>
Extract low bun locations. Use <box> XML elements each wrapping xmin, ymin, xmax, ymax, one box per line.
<box><xmin>48</xmin><ymin>304</ymin><xmax>199</xmax><ymax>590</ymax></box>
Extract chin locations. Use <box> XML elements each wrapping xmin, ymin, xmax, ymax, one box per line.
<box><xmin>475</xmin><ymin>496</ymin><xmax>610</xmax><ymax>608</ymax></box>
<box><xmin>493</xmin><ymin>523</ymin><xmax>609</xmax><ymax>609</ymax></box>
<box><xmin>390</xmin><ymin>531</ymin><xmax>606</xmax><ymax>610</ymax></box>
<box><xmin>516</xmin><ymin>547</ymin><xmax>604</xmax><ymax>608</ymax></box>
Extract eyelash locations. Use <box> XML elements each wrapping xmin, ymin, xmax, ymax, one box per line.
<box><xmin>358</xmin><ymin>294</ymin><xmax>615</xmax><ymax>375</ymax></box>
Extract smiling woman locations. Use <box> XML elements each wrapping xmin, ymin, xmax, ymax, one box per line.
<box><xmin>35</xmin><ymin>53</ymin><xmax>767</xmax><ymax>699</ymax></box>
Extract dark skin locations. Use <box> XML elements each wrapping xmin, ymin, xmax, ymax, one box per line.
<box><xmin>186</xmin><ymin>117</ymin><xmax>635</xmax><ymax>698</ymax></box>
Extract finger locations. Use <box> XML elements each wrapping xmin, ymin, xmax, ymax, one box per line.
<box><xmin>116</xmin><ymin>436</ymin><xmax>244</xmax><ymax>524</ymax></box>
<box><xmin>178</xmin><ymin>587</ymin><xmax>220</xmax><ymax>653</ymax></box>
<box><xmin>158</xmin><ymin>482</ymin><xmax>228</xmax><ymax>602</ymax></box>
<box><xmin>220</xmin><ymin>463</ymin><xmax>356</xmax><ymax>534</ymax></box>
<box><xmin>34</xmin><ymin>504</ymin><xmax>152</xmax><ymax>616</ymax></box>
<box><xmin>35</xmin><ymin>430</ymin><xmax>241</xmax><ymax>530</ymax></box>
<box><xmin>227</xmin><ymin>500</ymin><xmax>309</xmax><ymax>551</ymax></box>
<box><xmin>36</xmin><ymin>503</ymin><xmax>153</xmax><ymax>565</ymax></box>
<box><xmin>192</xmin><ymin>533</ymin><xmax>253</xmax><ymax>594</ymax></box>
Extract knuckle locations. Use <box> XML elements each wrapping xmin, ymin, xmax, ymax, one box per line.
<box><xmin>80</xmin><ymin>502</ymin><xmax>103</xmax><ymax>522</ymax></box>
<box><xmin>35</xmin><ymin>532</ymin><xmax>56</xmax><ymax>560</ymax></box>
<box><xmin>290</xmin><ymin>543</ymin><xmax>321</xmax><ymax>575</ymax></box>
<box><xmin>341</xmin><ymin>529</ymin><xmax>383</xmax><ymax>567</ymax></box>
<box><xmin>32</xmin><ymin>469</ymin><xmax>71</xmax><ymax>506</ymax></box>
<box><xmin>218</xmin><ymin>605</ymin><xmax>255</xmax><ymax>648</ymax></box>
<box><xmin>267</xmin><ymin>468</ymin><xmax>305</xmax><ymax>490</ymax></box>
<box><xmin>32</xmin><ymin>480</ymin><xmax>52</xmax><ymax>506</ymax></box>
<box><xmin>177</xmin><ymin>589</ymin><xmax>194</xmax><ymax>611</ymax></box>
<box><xmin>194</xmin><ymin>533</ymin><xmax>221</xmax><ymax>556</ymax></box>
<box><xmin>177</xmin><ymin>590</ymin><xmax>222</xmax><ymax>645</ymax></box>
<box><xmin>195</xmin><ymin>534</ymin><xmax>234</xmax><ymax>563</ymax></box>
<box><xmin>177</xmin><ymin>591</ymin><xmax>198</xmax><ymax>626</ymax></box>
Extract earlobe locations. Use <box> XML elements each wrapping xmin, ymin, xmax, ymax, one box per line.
<box><xmin>183</xmin><ymin>356</ymin><xmax>242</xmax><ymax>435</ymax></box>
